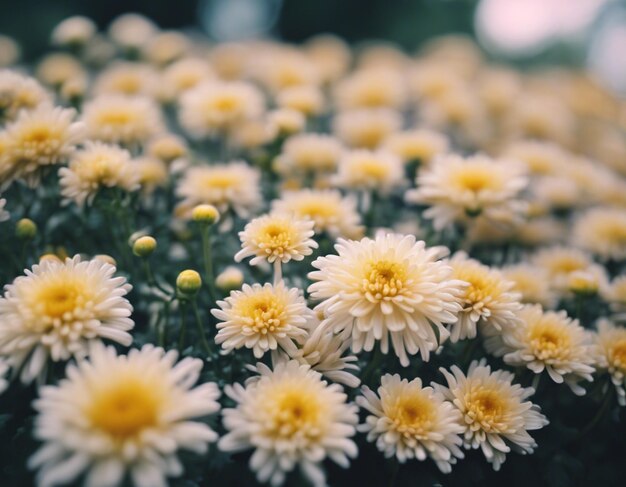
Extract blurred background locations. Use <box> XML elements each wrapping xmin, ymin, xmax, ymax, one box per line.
<box><xmin>1</xmin><ymin>0</ymin><xmax>625</xmax><ymax>92</ymax></box>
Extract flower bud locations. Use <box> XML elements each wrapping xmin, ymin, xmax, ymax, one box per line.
<box><xmin>176</xmin><ymin>269</ymin><xmax>202</xmax><ymax>295</ymax></box>
<box><xmin>215</xmin><ymin>266</ymin><xmax>244</xmax><ymax>292</ymax></box>
<box><xmin>16</xmin><ymin>218</ymin><xmax>37</xmax><ymax>240</ymax></box>
<box><xmin>192</xmin><ymin>204</ymin><xmax>220</xmax><ymax>225</ymax></box>
<box><xmin>132</xmin><ymin>236</ymin><xmax>157</xmax><ymax>257</ymax></box>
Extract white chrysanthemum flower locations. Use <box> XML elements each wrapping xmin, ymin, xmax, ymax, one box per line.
<box><xmin>108</xmin><ymin>13</ymin><xmax>157</xmax><ymax>50</ymax></box>
<box><xmin>0</xmin><ymin>70</ymin><xmax>52</xmax><ymax>122</ymax></box>
<box><xmin>93</xmin><ymin>62</ymin><xmax>160</xmax><ymax>97</ymax></box>
<box><xmin>531</xmin><ymin>246</ymin><xmax>604</xmax><ymax>293</ymax></box>
<box><xmin>486</xmin><ymin>305</ymin><xmax>595</xmax><ymax>395</ymax></box>
<box><xmin>357</xmin><ymin>374</ymin><xmax>464</xmax><ymax>472</ymax></box>
<box><xmin>0</xmin><ymin>256</ymin><xmax>134</xmax><ymax>384</ymax></box>
<box><xmin>175</xmin><ymin>162</ymin><xmax>262</xmax><ymax>219</ymax></box>
<box><xmin>595</xmin><ymin>319</ymin><xmax>626</xmax><ymax>405</ymax></box>
<box><xmin>304</xmin><ymin>34</ymin><xmax>351</xmax><ymax>83</ymax></box>
<box><xmin>334</xmin><ymin>149</ymin><xmax>404</xmax><ymax>194</ymax></box>
<box><xmin>82</xmin><ymin>94</ymin><xmax>165</xmax><ymax>146</ymax></box>
<box><xmin>434</xmin><ymin>360</ymin><xmax>548</xmax><ymax>471</ymax></box>
<box><xmin>271</xmin><ymin>189</ymin><xmax>363</xmax><ymax>239</ymax></box>
<box><xmin>179</xmin><ymin>81</ymin><xmax>265</xmax><ymax>138</ymax></box>
<box><xmin>0</xmin><ymin>358</ymin><xmax>9</xmax><ymax>394</ymax></box>
<box><xmin>0</xmin><ymin>35</ymin><xmax>20</xmax><ymax>67</ymax></box>
<box><xmin>134</xmin><ymin>156</ymin><xmax>168</xmax><ymax>196</ymax></box>
<box><xmin>51</xmin><ymin>15</ymin><xmax>96</xmax><ymax>46</ymax></box>
<box><xmin>602</xmin><ymin>275</ymin><xmax>626</xmax><ymax>315</ymax></box>
<box><xmin>219</xmin><ymin>360</ymin><xmax>358</xmax><ymax>487</ymax></box>
<box><xmin>146</xmin><ymin>133</ymin><xmax>188</xmax><ymax>164</ymax></box>
<box><xmin>276</xmin><ymin>85</ymin><xmax>325</xmax><ymax>116</ymax></box>
<box><xmin>501</xmin><ymin>140</ymin><xmax>568</xmax><ymax>177</ymax></box>
<box><xmin>251</xmin><ymin>49</ymin><xmax>320</xmax><ymax>93</ymax></box>
<box><xmin>382</xmin><ymin>128</ymin><xmax>450</xmax><ymax>165</ymax></box>
<box><xmin>36</xmin><ymin>53</ymin><xmax>86</xmax><ymax>88</ymax></box>
<box><xmin>573</xmin><ymin>207</ymin><xmax>626</xmax><ymax>261</ymax></box>
<box><xmin>268</xmin><ymin>108</ymin><xmax>306</xmax><ymax>137</ymax></box>
<box><xmin>142</xmin><ymin>31</ymin><xmax>190</xmax><ymax>66</ymax></box>
<box><xmin>161</xmin><ymin>57</ymin><xmax>214</xmax><ymax>100</ymax></box>
<box><xmin>333</xmin><ymin>108</ymin><xmax>402</xmax><ymax>149</ymax></box>
<box><xmin>334</xmin><ymin>68</ymin><xmax>407</xmax><ymax>110</ymax></box>
<box><xmin>0</xmin><ymin>197</ymin><xmax>9</xmax><ymax>222</ymax></box>
<box><xmin>3</xmin><ymin>104</ymin><xmax>84</xmax><ymax>188</ymax></box>
<box><xmin>406</xmin><ymin>154</ymin><xmax>527</xmax><ymax>230</ymax></box>
<box><xmin>212</xmin><ymin>282</ymin><xmax>313</xmax><ymax>358</ymax></box>
<box><xmin>59</xmin><ymin>142</ymin><xmax>139</xmax><ymax>207</ymax></box>
<box><xmin>448</xmin><ymin>253</ymin><xmax>521</xmax><ymax>342</ymax></box>
<box><xmin>30</xmin><ymin>343</ymin><xmax>220</xmax><ymax>487</ymax></box>
<box><xmin>274</xmin><ymin>133</ymin><xmax>343</xmax><ymax>176</ymax></box>
<box><xmin>501</xmin><ymin>264</ymin><xmax>557</xmax><ymax>308</ymax></box>
<box><xmin>308</xmin><ymin>234</ymin><xmax>465</xmax><ymax>366</ymax></box>
<box><xmin>274</xmin><ymin>323</ymin><xmax>361</xmax><ymax>388</ymax></box>
<box><xmin>235</xmin><ymin>213</ymin><xmax>318</xmax><ymax>267</ymax></box>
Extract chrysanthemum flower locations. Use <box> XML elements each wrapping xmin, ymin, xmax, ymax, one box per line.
<box><xmin>82</xmin><ymin>94</ymin><xmax>165</xmax><ymax>146</ymax></box>
<box><xmin>485</xmin><ymin>305</ymin><xmax>595</xmax><ymax>394</ymax></box>
<box><xmin>146</xmin><ymin>133</ymin><xmax>188</xmax><ymax>164</ymax></box>
<box><xmin>179</xmin><ymin>81</ymin><xmax>265</xmax><ymax>138</ymax></box>
<box><xmin>59</xmin><ymin>142</ymin><xmax>139</xmax><ymax>207</ymax></box>
<box><xmin>30</xmin><ymin>343</ymin><xmax>220</xmax><ymax>487</ymax></box>
<box><xmin>134</xmin><ymin>156</ymin><xmax>168</xmax><ymax>196</ymax></box>
<box><xmin>333</xmin><ymin>108</ymin><xmax>402</xmax><ymax>149</ymax></box>
<box><xmin>277</xmin><ymin>85</ymin><xmax>325</xmax><ymax>116</ymax></box>
<box><xmin>235</xmin><ymin>213</ymin><xmax>318</xmax><ymax>268</ymax></box>
<box><xmin>501</xmin><ymin>264</ymin><xmax>557</xmax><ymax>308</ymax></box>
<box><xmin>108</xmin><ymin>13</ymin><xmax>157</xmax><ymax>50</ymax></box>
<box><xmin>434</xmin><ymin>360</ymin><xmax>548</xmax><ymax>471</ymax></box>
<box><xmin>0</xmin><ymin>256</ymin><xmax>133</xmax><ymax>384</ymax></box>
<box><xmin>448</xmin><ymin>253</ymin><xmax>521</xmax><ymax>341</ymax></box>
<box><xmin>573</xmin><ymin>207</ymin><xmax>626</xmax><ymax>261</ymax></box>
<box><xmin>594</xmin><ymin>319</ymin><xmax>626</xmax><ymax>405</ymax></box>
<box><xmin>93</xmin><ymin>61</ymin><xmax>160</xmax><ymax>97</ymax></box>
<box><xmin>219</xmin><ymin>360</ymin><xmax>358</xmax><ymax>487</ymax></box>
<box><xmin>501</xmin><ymin>140</ymin><xmax>568</xmax><ymax>177</ymax></box>
<box><xmin>531</xmin><ymin>246</ymin><xmax>606</xmax><ymax>293</ymax></box>
<box><xmin>304</xmin><ymin>34</ymin><xmax>351</xmax><ymax>83</ymax></box>
<box><xmin>36</xmin><ymin>53</ymin><xmax>86</xmax><ymax>88</ymax></box>
<box><xmin>161</xmin><ymin>57</ymin><xmax>215</xmax><ymax>100</ymax></box>
<box><xmin>334</xmin><ymin>68</ymin><xmax>407</xmax><ymax>110</ymax></box>
<box><xmin>51</xmin><ymin>15</ymin><xmax>96</xmax><ymax>47</ymax></box>
<box><xmin>382</xmin><ymin>128</ymin><xmax>450</xmax><ymax>165</ymax></box>
<box><xmin>175</xmin><ymin>162</ymin><xmax>262</xmax><ymax>220</ymax></box>
<box><xmin>0</xmin><ymin>70</ymin><xmax>51</xmax><ymax>122</ymax></box>
<box><xmin>3</xmin><ymin>104</ymin><xmax>84</xmax><ymax>188</ymax></box>
<box><xmin>251</xmin><ymin>49</ymin><xmax>320</xmax><ymax>93</ymax></box>
<box><xmin>212</xmin><ymin>282</ymin><xmax>313</xmax><ymax>358</ymax></box>
<box><xmin>334</xmin><ymin>149</ymin><xmax>404</xmax><ymax>194</ymax></box>
<box><xmin>274</xmin><ymin>133</ymin><xmax>343</xmax><ymax>176</ymax></box>
<box><xmin>406</xmin><ymin>154</ymin><xmax>527</xmax><ymax>230</ymax></box>
<box><xmin>308</xmin><ymin>233</ymin><xmax>464</xmax><ymax>365</ymax></box>
<box><xmin>602</xmin><ymin>275</ymin><xmax>626</xmax><ymax>315</ymax></box>
<box><xmin>357</xmin><ymin>374</ymin><xmax>464</xmax><ymax>472</ymax></box>
<box><xmin>271</xmin><ymin>189</ymin><xmax>363</xmax><ymax>239</ymax></box>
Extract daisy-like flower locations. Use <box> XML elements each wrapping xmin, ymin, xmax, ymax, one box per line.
<box><xmin>0</xmin><ymin>256</ymin><xmax>133</xmax><ymax>384</ymax></box>
<box><xmin>134</xmin><ymin>156</ymin><xmax>168</xmax><ymax>196</ymax></box>
<box><xmin>448</xmin><ymin>252</ymin><xmax>521</xmax><ymax>342</ymax></box>
<box><xmin>212</xmin><ymin>282</ymin><xmax>313</xmax><ymax>358</ymax></box>
<box><xmin>175</xmin><ymin>162</ymin><xmax>262</xmax><ymax>220</ymax></box>
<box><xmin>146</xmin><ymin>133</ymin><xmax>188</xmax><ymax>164</ymax></box>
<box><xmin>277</xmin><ymin>326</ymin><xmax>361</xmax><ymax>388</ymax></box>
<box><xmin>434</xmin><ymin>360</ymin><xmax>548</xmax><ymax>471</ymax></box>
<box><xmin>271</xmin><ymin>189</ymin><xmax>363</xmax><ymax>239</ymax></box>
<box><xmin>406</xmin><ymin>154</ymin><xmax>527</xmax><ymax>230</ymax></box>
<box><xmin>333</xmin><ymin>108</ymin><xmax>402</xmax><ymax>149</ymax></box>
<box><xmin>531</xmin><ymin>246</ymin><xmax>604</xmax><ymax>293</ymax></box>
<box><xmin>274</xmin><ymin>133</ymin><xmax>343</xmax><ymax>176</ymax></box>
<box><xmin>51</xmin><ymin>15</ymin><xmax>96</xmax><ymax>47</ymax></box>
<box><xmin>82</xmin><ymin>94</ymin><xmax>165</xmax><ymax>146</ymax></box>
<box><xmin>501</xmin><ymin>263</ymin><xmax>557</xmax><ymax>308</ymax></box>
<box><xmin>219</xmin><ymin>360</ymin><xmax>358</xmax><ymax>487</ymax></box>
<box><xmin>235</xmin><ymin>213</ymin><xmax>318</xmax><ymax>274</ymax></box>
<box><xmin>0</xmin><ymin>70</ymin><xmax>51</xmax><ymax>122</ymax></box>
<box><xmin>334</xmin><ymin>149</ymin><xmax>404</xmax><ymax>194</ymax></box>
<box><xmin>485</xmin><ymin>305</ymin><xmax>595</xmax><ymax>395</ymax></box>
<box><xmin>602</xmin><ymin>275</ymin><xmax>626</xmax><ymax>315</ymax></box>
<box><xmin>334</xmin><ymin>68</ymin><xmax>406</xmax><ymax>110</ymax></box>
<box><xmin>2</xmin><ymin>104</ymin><xmax>84</xmax><ymax>188</ymax></box>
<box><xmin>30</xmin><ymin>343</ymin><xmax>220</xmax><ymax>487</ymax></box>
<box><xmin>501</xmin><ymin>140</ymin><xmax>568</xmax><ymax>177</ymax></box>
<box><xmin>93</xmin><ymin>61</ymin><xmax>160</xmax><ymax>97</ymax></box>
<box><xmin>382</xmin><ymin>128</ymin><xmax>450</xmax><ymax>165</ymax></box>
<box><xmin>161</xmin><ymin>57</ymin><xmax>215</xmax><ymax>100</ymax></box>
<box><xmin>59</xmin><ymin>142</ymin><xmax>139</xmax><ymax>207</ymax></box>
<box><xmin>594</xmin><ymin>319</ymin><xmax>626</xmax><ymax>405</ymax></box>
<box><xmin>277</xmin><ymin>85</ymin><xmax>325</xmax><ymax>117</ymax></box>
<box><xmin>179</xmin><ymin>81</ymin><xmax>265</xmax><ymax>138</ymax></box>
<box><xmin>357</xmin><ymin>374</ymin><xmax>464</xmax><ymax>472</ymax></box>
<box><xmin>308</xmin><ymin>233</ymin><xmax>464</xmax><ymax>366</ymax></box>
<box><xmin>573</xmin><ymin>207</ymin><xmax>626</xmax><ymax>261</ymax></box>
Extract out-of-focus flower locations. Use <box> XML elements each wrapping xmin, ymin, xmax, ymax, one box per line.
<box><xmin>334</xmin><ymin>149</ymin><xmax>404</xmax><ymax>194</ymax></box>
<box><xmin>0</xmin><ymin>70</ymin><xmax>51</xmax><ymax>122</ymax></box>
<box><xmin>277</xmin><ymin>85</ymin><xmax>325</xmax><ymax>117</ymax></box>
<box><xmin>333</xmin><ymin>108</ymin><xmax>402</xmax><ymax>149</ymax></box>
<box><xmin>382</xmin><ymin>129</ymin><xmax>449</xmax><ymax>166</ymax></box>
<box><xmin>93</xmin><ymin>62</ymin><xmax>160</xmax><ymax>97</ymax></box>
<box><xmin>51</xmin><ymin>15</ymin><xmax>96</xmax><ymax>47</ymax></box>
<box><xmin>334</xmin><ymin>68</ymin><xmax>407</xmax><ymax>110</ymax></box>
<box><xmin>573</xmin><ymin>207</ymin><xmax>626</xmax><ymax>261</ymax></box>
<box><xmin>501</xmin><ymin>264</ymin><xmax>557</xmax><ymax>308</ymax></box>
<box><xmin>595</xmin><ymin>319</ymin><xmax>626</xmax><ymax>405</ymax></box>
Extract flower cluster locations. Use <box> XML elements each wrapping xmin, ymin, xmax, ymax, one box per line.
<box><xmin>0</xmin><ymin>12</ymin><xmax>624</xmax><ymax>487</ymax></box>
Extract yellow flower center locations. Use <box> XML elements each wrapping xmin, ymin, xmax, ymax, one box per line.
<box><xmin>388</xmin><ymin>393</ymin><xmax>435</xmax><ymax>436</ymax></box>
<box><xmin>454</xmin><ymin>264</ymin><xmax>499</xmax><ymax>308</ymax></box>
<box><xmin>550</xmin><ymin>257</ymin><xmax>586</xmax><ymax>274</ymax></box>
<box><xmin>452</xmin><ymin>166</ymin><xmax>502</xmax><ymax>193</ymax></box>
<box><xmin>356</xmin><ymin>126</ymin><xmax>387</xmax><ymax>149</ymax></box>
<box><xmin>363</xmin><ymin>260</ymin><xmax>406</xmax><ymax>300</ymax></box>
<box><xmin>88</xmin><ymin>377</ymin><xmax>161</xmax><ymax>441</ymax></box>
<box><xmin>22</xmin><ymin>125</ymin><xmax>54</xmax><ymax>144</ymax></box>
<box><xmin>213</xmin><ymin>94</ymin><xmax>240</xmax><ymax>112</ymax></box>
<box><xmin>528</xmin><ymin>320</ymin><xmax>571</xmax><ymax>360</ymax></box>
<box><xmin>203</xmin><ymin>172</ymin><xmax>240</xmax><ymax>190</ymax></box>
<box><xmin>297</xmin><ymin>200</ymin><xmax>338</xmax><ymax>220</ymax></box>
<box><xmin>258</xmin><ymin>221</ymin><xmax>296</xmax><ymax>258</ymax></box>
<box><xmin>234</xmin><ymin>291</ymin><xmax>286</xmax><ymax>334</ymax></box>
<box><xmin>465</xmin><ymin>388</ymin><xmax>508</xmax><ymax>431</ymax></box>
<box><xmin>111</xmin><ymin>76</ymin><xmax>142</xmax><ymax>94</ymax></box>
<box><xmin>356</xmin><ymin>159</ymin><xmax>388</xmax><ymax>180</ymax></box>
<box><xmin>96</xmin><ymin>109</ymin><xmax>137</xmax><ymax>126</ymax></box>
<box><xmin>610</xmin><ymin>339</ymin><xmax>626</xmax><ymax>371</ymax></box>
<box><xmin>261</xmin><ymin>384</ymin><xmax>327</xmax><ymax>440</ymax></box>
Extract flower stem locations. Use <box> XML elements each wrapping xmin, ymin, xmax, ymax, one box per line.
<box><xmin>273</xmin><ymin>260</ymin><xmax>283</xmax><ymax>286</ymax></box>
<box><xmin>177</xmin><ymin>300</ymin><xmax>188</xmax><ymax>351</ymax></box>
<box><xmin>201</xmin><ymin>227</ymin><xmax>218</xmax><ymax>302</ymax></box>
<box><xmin>192</xmin><ymin>298</ymin><xmax>211</xmax><ymax>355</ymax></box>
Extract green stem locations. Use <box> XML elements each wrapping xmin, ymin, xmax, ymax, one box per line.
<box><xmin>143</xmin><ymin>259</ymin><xmax>171</xmax><ymax>296</ymax></box>
<box><xmin>577</xmin><ymin>384</ymin><xmax>614</xmax><ymax>440</ymax></box>
<box><xmin>362</xmin><ymin>345</ymin><xmax>384</xmax><ymax>385</ymax></box>
<box><xmin>192</xmin><ymin>299</ymin><xmax>211</xmax><ymax>355</ymax></box>
<box><xmin>177</xmin><ymin>300</ymin><xmax>188</xmax><ymax>351</ymax></box>
<box><xmin>201</xmin><ymin>227</ymin><xmax>218</xmax><ymax>302</ymax></box>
